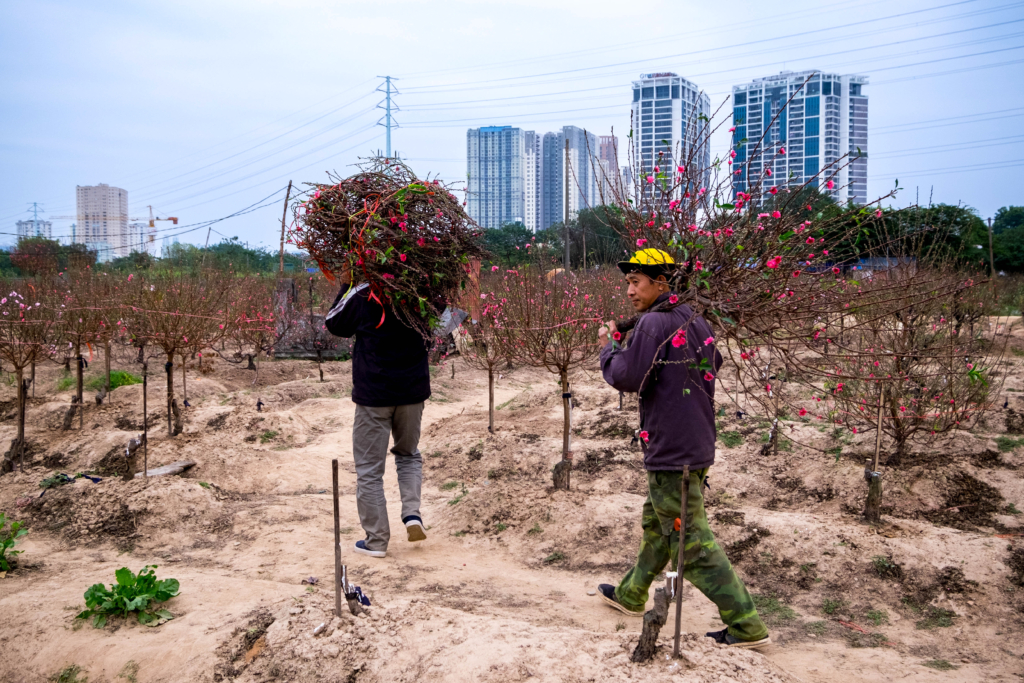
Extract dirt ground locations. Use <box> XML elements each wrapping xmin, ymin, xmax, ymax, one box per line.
<box><xmin>0</xmin><ymin>332</ymin><xmax>1021</xmax><ymax>682</ymax></box>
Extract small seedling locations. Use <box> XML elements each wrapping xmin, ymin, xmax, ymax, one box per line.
<box><xmin>453</xmin><ymin>530</ymin><xmax>467</xmax><ymax>538</ymax></box>
<box><xmin>751</xmin><ymin>594</ymin><xmax>797</xmax><ymax>625</ymax></box>
<box><xmin>447</xmin><ymin>484</ymin><xmax>468</xmax><ymax>506</ymax></box>
<box><xmin>440</xmin><ymin>481</ymin><xmax>460</xmax><ymax>491</ymax></box>
<box><xmin>543</xmin><ymin>551</ymin><xmax>565</xmax><ymax>564</ymax></box>
<box><xmin>259</xmin><ymin>430</ymin><xmax>278</xmax><ymax>444</ymax></box>
<box><xmin>48</xmin><ymin>665</ymin><xmax>87</xmax><ymax>683</ymax></box>
<box><xmin>871</xmin><ymin>554</ymin><xmax>903</xmax><ymax>580</ymax></box>
<box><xmin>915</xmin><ymin>607</ymin><xmax>956</xmax><ymax>630</ymax></box>
<box><xmin>527</xmin><ymin>523</ymin><xmax>543</xmax><ymax>535</ymax></box>
<box><xmin>922</xmin><ymin>659</ymin><xmax>958</xmax><ymax>671</ymax></box>
<box><xmin>495</xmin><ymin>522</ymin><xmax>508</xmax><ymax>533</ymax></box>
<box><xmin>1006</xmin><ymin>503</ymin><xmax>1021</xmax><ymax>515</ymax></box>
<box><xmin>822</xmin><ymin>598</ymin><xmax>845</xmax><ymax>615</ymax></box>
<box><xmin>117</xmin><ymin>661</ymin><xmax>139</xmax><ymax>683</ymax></box>
<box><xmin>198</xmin><ymin>482</ymin><xmax>210</xmax><ymax>489</ymax></box>
<box><xmin>615</xmin><ymin>621</ymin><xmax>626</xmax><ymax>631</ymax></box>
<box><xmin>0</xmin><ymin>512</ymin><xmax>28</xmax><ymax>571</ymax></box>
<box><xmin>866</xmin><ymin>609</ymin><xmax>890</xmax><ymax>626</ymax></box>
<box><xmin>76</xmin><ymin>565</ymin><xmax>179</xmax><ymax>628</ymax></box>
<box><xmin>804</xmin><ymin>620</ymin><xmax>827</xmax><ymax>636</ymax></box>
<box><xmin>719</xmin><ymin>431</ymin><xmax>743</xmax><ymax>448</ymax></box>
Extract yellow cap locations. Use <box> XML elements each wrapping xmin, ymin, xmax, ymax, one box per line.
<box><xmin>628</xmin><ymin>248</ymin><xmax>674</xmax><ymax>266</ymax></box>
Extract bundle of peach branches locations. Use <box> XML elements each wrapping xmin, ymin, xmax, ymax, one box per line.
<box><xmin>291</xmin><ymin>158</ymin><xmax>487</xmax><ymax>333</ymax></box>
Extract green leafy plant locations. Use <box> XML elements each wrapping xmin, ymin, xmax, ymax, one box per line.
<box><xmin>48</xmin><ymin>665</ymin><xmax>87</xmax><ymax>683</ymax></box>
<box><xmin>719</xmin><ymin>431</ymin><xmax>743</xmax><ymax>448</ymax></box>
<box><xmin>543</xmin><ymin>551</ymin><xmax>566</xmax><ymax>564</ymax></box>
<box><xmin>804</xmin><ymin>620</ymin><xmax>827</xmax><ymax>636</ymax></box>
<box><xmin>259</xmin><ymin>430</ymin><xmax>278</xmax><ymax>444</ymax></box>
<box><xmin>866</xmin><ymin>609</ymin><xmax>890</xmax><ymax>626</ymax></box>
<box><xmin>751</xmin><ymin>593</ymin><xmax>797</xmax><ymax>625</ymax></box>
<box><xmin>915</xmin><ymin>606</ymin><xmax>956</xmax><ymax>630</ymax></box>
<box><xmin>40</xmin><ymin>473</ymin><xmax>75</xmax><ymax>490</ymax></box>
<box><xmin>495</xmin><ymin>522</ymin><xmax>508</xmax><ymax>532</ymax></box>
<box><xmin>922</xmin><ymin>659</ymin><xmax>958</xmax><ymax>671</ymax></box>
<box><xmin>76</xmin><ymin>565</ymin><xmax>179</xmax><ymax>628</ymax></box>
<box><xmin>86</xmin><ymin>371</ymin><xmax>142</xmax><ymax>392</ymax></box>
<box><xmin>527</xmin><ymin>523</ymin><xmax>543</xmax><ymax>535</ymax></box>
<box><xmin>822</xmin><ymin>597</ymin><xmax>846</xmax><ymax>615</ymax></box>
<box><xmin>0</xmin><ymin>512</ymin><xmax>28</xmax><ymax>571</ymax></box>
<box><xmin>440</xmin><ymin>480</ymin><xmax>461</xmax><ymax>491</ymax></box>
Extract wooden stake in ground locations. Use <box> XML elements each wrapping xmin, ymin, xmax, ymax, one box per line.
<box><xmin>673</xmin><ymin>464</ymin><xmax>689</xmax><ymax>659</ymax></box>
<box><xmin>142</xmin><ymin>362</ymin><xmax>149</xmax><ymax>482</ymax></box>
<box><xmin>332</xmin><ymin>458</ymin><xmax>343</xmax><ymax>618</ymax></box>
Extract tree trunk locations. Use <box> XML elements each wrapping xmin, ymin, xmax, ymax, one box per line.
<box><xmin>552</xmin><ymin>369</ymin><xmax>571</xmax><ymax>490</ymax></box>
<box><xmin>30</xmin><ymin>361</ymin><xmax>35</xmax><ymax>399</ymax></box>
<box><xmin>104</xmin><ymin>339</ymin><xmax>112</xmax><ymax>392</ymax></box>
<box><xmin>246</xmin><ymin>354</ymin><xmax>256</xmax><ymax>371</ymax></box>
<box><xmin>76</xmin><ymin>351</ymin><xmax>84</xmax><ymax>430</ymax></box>
<box><xmin>488</xmin><ymin>366</ymin><xmax>494</xmax><ymax>433</ymax></box>
<box><xmin>166</xmin><ymin>356</ymin><xmax>174</xmax><ymax>437</ymax></box>
<box><xmin>142</xmin><ymin>363</ymin><xmax>148</xmax><ymax>481</ymax></box>
<box><xmin>16</xmin><ymin>368</ymin><xmax>26</xmax><ymax>469</ymax></box>
<box><xmin>317</xmin><ymin>351</ymin><xmax>324</xmax><ymax>383</ymax></box>
<box><xmin>863</xmin><ymin>465</ymin><xmax>883</xmax><ymax>524</ymax></box>
<box><xmin>171</xmin><ymin>398</ymin><xmax>183</xmax><ymax>436</ymax></box>
<box><xmin>181</xmin><ymin>355</ymin><xmax>187</xmax><ymax>404</ymax></box>
<box><xmin>632</xmin><ymin>585</ymin><xmax>671</xmax><ymax>663</ymax></box>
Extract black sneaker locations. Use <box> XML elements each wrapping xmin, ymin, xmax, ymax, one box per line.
<box><xmin>705</xmin><ymin>627</ymin><xmax>771</xmax><ymax>650</ymax></box>
<box><xmin>597</xmin><ymin>584</ymin><xmax>645</xmax><ymax>618</ymax></box>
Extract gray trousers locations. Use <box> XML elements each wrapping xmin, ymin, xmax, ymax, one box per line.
<box><xmin>352</xmin><ymin>402</ymin><xmax>424</xmax><ymax>551</ymax></box>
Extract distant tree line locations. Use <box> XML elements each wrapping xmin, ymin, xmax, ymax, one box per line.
<box><xmin>479</xmin><ymin>198</ymin><xmax>1024</xmax><ymax>274</ymax></box>
<box><xmin>0</xmin><ymin>236</ymin><xmax>307</xmax><ymax>277</ymax></box>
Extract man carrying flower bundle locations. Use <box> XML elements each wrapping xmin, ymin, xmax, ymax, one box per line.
<box><xmin>595</xmin><ymin>248</ymin><xmax>769</xmax><ymax>650</ymax></box>
<box><xmin>325</xmin><ymin>265</ymin><xmax>429</xmax><ymax>559</ymax></box>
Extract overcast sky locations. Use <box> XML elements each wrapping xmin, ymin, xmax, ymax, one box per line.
<box><xmin>1</xmin><ymin>0</ymin><xmax>1022</xmax><ymax>252</ymax></box>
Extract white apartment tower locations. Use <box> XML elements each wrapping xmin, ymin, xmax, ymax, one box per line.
<box><xmin>76</xmin><ymin>183</ymin><xmax>130</xmax><ymax>257</ymax></box>
<box><xmin>630</xmin><ymin>73</ymin><xmax>712</xmax><ymax>192</ymax></box>
<box><xmin>523</xmin><ymin>131</ymin><xmax>543</xmax><ymax>232</ymax></box>
<box><xmin>467</xmin><ymin>126</ymin><xmax>526</xmax><ymax>229</ymax></box>
<box><xmin>16</xmin><ymin>219</ymin><xmax>52</xmax><ymax>240</ymax></box>
<box><xmin>731</xmin><ymin>71</ymin><xmax>868</xmax><ymax>204</ymax></box>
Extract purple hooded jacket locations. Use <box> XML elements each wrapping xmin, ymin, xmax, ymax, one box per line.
<box><xmin>599</xmin><ymin>293</ymin><xmax>722</xmax><ymax>472</ymax></box>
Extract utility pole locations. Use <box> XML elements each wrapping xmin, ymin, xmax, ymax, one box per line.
<box><xmin>279</xmin><ymin>180</ymin><xmax>293</xmax><ymax>276</ymax></box>
<box><xmin>30</xmin><ymin>202</ymin><xmax>42</xmax><ymax>236</ymax></box>
<box><xmin>200</xmin><ymin>227</ymin><xmax>212</xmax><ymax>268</ymax></box>
<box><xmin>564</xmin><ymin>138</ymin><xmax>571</xmax><ymax>270</ymax></box>
<box><xmin>376</xmin><ymin>76</ymin><xmax>400</xmax><ymax>159</ymax></box>
<box><xmin>988</xmin><ymin>217</ymin><xmax>996</xmax><ymax>289</ymax></box>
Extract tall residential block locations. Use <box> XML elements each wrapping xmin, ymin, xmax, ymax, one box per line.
<box><xmin>467</xmin><ymin>126</ymin><xmax>526</xmax><ymax>229</ymax></box>
<box><xmin>16</xmin><ymin>219</ymin><xmax>52</xmax><ymax>240</ymax></box>
<box><xmin>76</xmin><ymin>183</ymin><xmax>130</xmax><ymax>257</ymax></box>
<box><xmin>524</xmin><ymin>131</ymin><xmax>543</xmax><ymax>232</ymax></box>
<box><xmin>731</xmin><ymin>70</ymin><xmax>867</xmax><ymax>204</ymax></box>
<box><xmin>539</xmin><ymin>126</ymin><xmax>600</xmax><ymax>231</ymax></box>
<box><xmin>630</xmin><ymin>73</ymin><xmax>711</xmax><ymax>192</ymax></box>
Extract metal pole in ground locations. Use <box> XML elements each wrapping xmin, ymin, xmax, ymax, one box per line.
<box><xmin>332</xmin><ymin>458</ymin><xmax>343</xmax><ymax>618</ymax></box>
<box><xmin>673</xmin><ymin>464</ymin><xmax>690</xmax><ymax>658</ymax></box>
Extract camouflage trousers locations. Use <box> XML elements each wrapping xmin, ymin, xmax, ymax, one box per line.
<box><xmin>615</xmin><ymin>468</ymin><xmax>768</xmax><ymax>642</ymax></box>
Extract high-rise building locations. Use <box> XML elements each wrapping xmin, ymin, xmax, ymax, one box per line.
<box><xmin>731</xmin><ymin>71</ymin><xmax>868</xmax><ymax>204</ymax></box>
<box><xmin>524</xmin><ymin>131</ymin><xmax>543</xmax><ymax>232</ymax></box>
<box><xmin>539</xmin><ymin>126</ymin><xmax>600</xmax><ymax>231</ymax></box>
<box><xmin>630</xmin><ymin>73</ymin><xmax>711</xmax><ymax>194</ymax></box>
<box><xmin>76</xmin><ymin>183</ymin><xmax>130</xmax><ymax>257</ymax></box>
<box><xmin>15</xmin><ymin>219</ymin><xmax>52</xmax><ymax>240</ymax></box>
<box><xmin>466</xmin><ymin>126</ymin><xmax>526</xmax><ymax>229</ymax></box>
<box><xmin>596</xmin><ymin>135</ymin><xmax>620</xmax><ymax>203</ymax></box>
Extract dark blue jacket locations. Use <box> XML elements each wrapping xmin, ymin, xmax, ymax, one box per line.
<box><xmin>325</xmin><ymin>283</ymin><xmax>430</xmax><ymax>407</ymax></box>
<box><xmin>599</xmin><ymin>293</ymin><xmax>721</xmax><ymax>471</ymax></box>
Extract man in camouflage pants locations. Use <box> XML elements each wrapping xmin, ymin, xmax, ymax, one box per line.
<box><xmin>595</xmin><ymin>249</ymin><xmax>769</xmax><ymax>649</ymax></box>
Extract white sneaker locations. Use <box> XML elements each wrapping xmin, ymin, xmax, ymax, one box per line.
<box><xmin>404</xmin><ymin>516</ymin><xmax>427</xmax><ymax>542</ymax></box>
<box><xmin>354</xmin><ymin>540</ymin><xmax>386</xmax><ymax>558</ymax></box>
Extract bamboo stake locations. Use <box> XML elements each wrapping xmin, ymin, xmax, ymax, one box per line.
<box><xmin>332</xmin><ymin>458</ymin><xmax>343</xmax><ymax>618</ymax></box>
<box><xmin>673</xmin><ymin>464</ymin><xmax>690</xmax><ymax>659</ymax></box>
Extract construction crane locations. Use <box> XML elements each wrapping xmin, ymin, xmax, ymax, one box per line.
<box><xmin>46</xmin><ymin>206</ymin><xmax>178</xmax><ymax>253</ymax></box>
